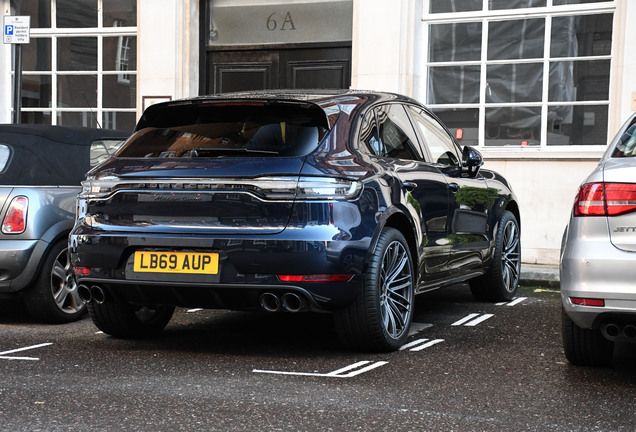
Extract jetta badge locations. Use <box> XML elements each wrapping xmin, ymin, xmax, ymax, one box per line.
<box><xmin>613</xmin><ymin>226</ymin><xmax>636</xmax><ymax>233</ymax></box>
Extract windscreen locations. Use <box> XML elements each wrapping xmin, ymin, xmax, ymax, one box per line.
<box><xmin>611</xmin><ymin>122</ymin><xmax>636</xmax><ymax>158</ymax></box>
<box><xmin>117</xmin><ymin>102</ymin><xmax>329</xmax><ymax>158</ymax></box>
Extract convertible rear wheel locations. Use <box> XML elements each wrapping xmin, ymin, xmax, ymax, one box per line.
<box><xmin>562</xmin><ymin>308</ymin><xmax>613</xmax><ymax>367</ymax></box>
<box><xmin>335</xmin><ymin>227</ymin><xmax>414</xmax><ymax>352</ymax></box>
<box><xmin>24</xmin><ymin>239</ymin><xmax>86</xmax><ymax>323</ymax></box>
<box><xmin>470</xmin><ymin>210</ymin><xmax>520</xmax><ymax>302</ymax></box>
<box><xmin>88</xmin><ymin>300</ymin><xmax>175</xmax><ymax>338</ymax></box>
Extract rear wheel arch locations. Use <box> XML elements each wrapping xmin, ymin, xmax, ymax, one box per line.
<box><xmin>370</xmin><ymin>210</ymin><xmax>419</xmax><ymax>274</ymax></box>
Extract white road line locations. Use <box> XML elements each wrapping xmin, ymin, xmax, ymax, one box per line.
<box><xmin>409</xmin><ymin>339</ymin><xmax>444</xmax><ymax>352</ymax></box>
<box><xmin>400</xmin><ymin>338</ymin><xmax>429</xmax><ymax>350</ymax></box>
<box><xmin>0</xmin><ymin>342</ymin><xmax>53</xmax><ymax>356</ymax></box>
<box><xmin>506</xmin><ymin>297</ymin><xmax>527</xmax><ymax>307</ymax></box>
<box><xmin>253</xmin><ymin>360</ymin><xmax>388</xmax><ymax>378</ymax></box>
<box><xmin>451</xmin><ymin>313</ymin><xmax>480</xmax><ymax>326</ymax></box>
<box><xmin>464</xmin><ymin>313</ymin><xmax>494</xmax><ymax>326</ymax></box>
<box><xmin>0</xmin><ymin>342</ymin><xmax>53</xmax><ymax>361</ymax></box>
<box><xmin>187</xmin><ymin>308</ymin><xmax>203</xmax><ymax>313</ymax></box>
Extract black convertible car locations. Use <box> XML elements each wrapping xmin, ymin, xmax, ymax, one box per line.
<box><xmin>70</xmin><ymin>90</ymin><xmax>521</xmax><ymax>351</ymax></box>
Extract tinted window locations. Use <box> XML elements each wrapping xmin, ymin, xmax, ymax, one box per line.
<box><xmin>611</xmin><ymin>123</ymin><xmax>636</xmax><ymax>158</ymax></box>
<box><xmin>0</xmin><ymin>145</ymin><xmax>10</xmax><ymax>172</ymax></box>
<box><xmin>407</xmin><ymin>106</ymin><xmax>460</xmax><ymax>166</ymax></box>
<box><xmin>90</xmin><ymin>139</ymin><xmax>125</xmax><ymax>166</ymax></box>
<box><xmin>372</xmin><ymin>104</ymin><xmax>421</xmax><ymax>160</ymax></box>
<box><xmin>120</xmin><ymin>103</ymin><xmax>327</xmax><ymax>158</ymax></box>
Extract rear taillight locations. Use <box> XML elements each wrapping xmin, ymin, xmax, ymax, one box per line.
<box><xmin>574</xmin><ymin>182</ymin><xmax>636</xmax><ymax>217</ymax></box>
<box><xmin>2</xmin><ymin>196</ymin><xmax>28</xmax><ymax>234</ymax></box>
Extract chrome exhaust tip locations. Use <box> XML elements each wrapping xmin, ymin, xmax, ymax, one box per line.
<box><xmin>281</xmin><ymin>292</ymin><xmax>305</xmax><ymax>313</ymax></box>
<box><xmin>90</xmin><ymin>285</ymin><xmax>106</xmax><ymax>304</ymax></box>
<box><xmin>77</xmin><ymin>285</ymin><xmax>92</xmax><ymax>303</ymax></box>
<box><xmin>259</xmin><ymin>293</ymin><xmax>280</xmax><ymax>312</ymax></box>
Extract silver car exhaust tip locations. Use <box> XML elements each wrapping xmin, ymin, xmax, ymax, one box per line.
<box><xmin>281</xmin><ymin>292</ymin><xmax>305</xmax><ymax>313</ymax></box>
<box><xmin>77</xmin><ymin>285</ymin><xmax>92</xmax><ymax>303</ymax></box>
<box><xmin>259</xmin><ymin>292</ymin><xmax>280</xmax><ymax>312</ymax></box>
<box><xmin>90</xmin><ymin>285</ymin><xmax>106</xmax><ymax>304</ymax></box>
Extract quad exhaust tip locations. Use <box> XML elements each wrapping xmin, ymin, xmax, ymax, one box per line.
<box><xmin>259</xmin><ymin>292</ymin><xmax>306</xmax><ymax>313</ymax></box>
<box><xmin>77</xmin><ymin>284</ymin><xmax>106</xmax><ymax>304</ymax></box>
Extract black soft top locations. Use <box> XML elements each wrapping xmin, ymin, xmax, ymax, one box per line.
<box><xmin>0</xmin><ymin>124</ymin><xmax>130</xmax><ymax>186</ymax></box>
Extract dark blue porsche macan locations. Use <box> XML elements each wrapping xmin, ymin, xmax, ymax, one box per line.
<box><xmin>70</xmin><ymin>90</ymin><xmax>521</xmax><ymax>351</ymax></box>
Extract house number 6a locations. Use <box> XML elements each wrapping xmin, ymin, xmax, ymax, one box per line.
<box><xmin>266</xmin><ymin>12</ymin><xmax>296</xmax><ymax>31</ymax></box>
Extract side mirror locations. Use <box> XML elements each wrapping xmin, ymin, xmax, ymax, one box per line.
<box><xmin>462</xmin><ymin>145</ymin><xmax>483</xmax><ymax>177</ymax></box>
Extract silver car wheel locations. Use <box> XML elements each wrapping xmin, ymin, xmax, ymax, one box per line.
<box><xmin>51</xmin><ymin>247</ymin><xmax>84</xmax><ymax>315</ymax></box>
<box><xmin>379</xmin><ymin>240</ymin><xmax>413</xmax><ymax>339</ymax></box>
<box><xmin>501</xmin><ymin>219</ymin><xmax>521</xmax><ymax>293</ymax></box>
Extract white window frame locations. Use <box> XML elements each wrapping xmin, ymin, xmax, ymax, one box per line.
<box><xmin>12</xmin><ymin>0</ymin><xmax>137</xmax><ymax>126</ymax></box>
<box><xmin>422</xmin><ymin>0</ymin><xmax>617</xmax><ymax>155</ymax></box>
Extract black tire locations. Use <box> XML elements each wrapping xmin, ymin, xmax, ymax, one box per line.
<box><xmin>470</xmin><ymin>210</ymin><xmax>520</xmax><ymax>302</ymax></box>
<box><xmin>334</xmin><ymin>227</ymin><xmax>414</xmax><ymax>352</ymax></box>
<box><xmin>562</xmin><ymin>307</ymin><xmax>613</xmax><ymax>367</ymax></box>
<box><xmin>23</xmin><ymin>238</ymin><xmax>87</xmax><ymax>323</ymax></box>
<box><xmin>88</xmin><ymin>300</ymin><xmax>175</xmax><ymax>338</ymax></box>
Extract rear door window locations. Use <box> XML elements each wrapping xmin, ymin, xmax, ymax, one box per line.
<box><xmin>611</xmin><ymin>122</ymin><xmax>636</xmax><ymax>158</ymax></box>
<box><xmin>0</xmin><ymin>145</ymin><xmax>11</xmax><ymax>173</ymax></box>
<box><xmin>362</xmin><ymin>104</ymin><xmax>423</xmax><ymax>161</ymax></box>
<box><xmin>90</xmin><ymin>139</ymin><xmax>126</xmax><ymax>166</ymax></box>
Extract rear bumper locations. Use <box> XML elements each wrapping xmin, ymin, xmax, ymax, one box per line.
<box><xmin>70</xmin><ymin>224</ymin><xmax>372</xmax><ymax>311</ymax></box>
<box><xmin>0</xmin><ymin>239</ymin><xmax>47</xmax><ymax>293</ymax></box>
<box><xmin>560</xmin><ymin>219</ymin><xmax>636</xmax><ymax>332</ymax></box>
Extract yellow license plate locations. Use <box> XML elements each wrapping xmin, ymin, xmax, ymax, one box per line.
<box><xmin>133</xmin><ymin>251</ymin><xmax>219</xmax><ymax>274</ymax></box>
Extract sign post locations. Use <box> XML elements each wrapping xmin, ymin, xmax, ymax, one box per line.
<box><xmin>3</xmin><ymin>15</ymin><xmax>31</xmax><ymax>124</ymax></box>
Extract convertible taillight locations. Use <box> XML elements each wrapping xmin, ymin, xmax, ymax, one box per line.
<box><xmin>2</xmin><ymin>196</ymin><xmax>28</xmax><ymax>234</ymax></box>
<box><xmin>574</xmin><ymin>182</ymin><xmax>636</xmax><ymax>217</ymax></box>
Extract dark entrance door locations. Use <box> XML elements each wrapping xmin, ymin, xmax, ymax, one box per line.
<box><xmin>205</xmin><ymin>46</ymin><xmax>351</xmax><ymax>94</ymax></box>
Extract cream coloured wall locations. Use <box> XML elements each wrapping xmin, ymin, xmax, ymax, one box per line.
<box><xmin>137</xmin><ymin>0</ymin><xmax>199</xmax><ymax>118</ymax></box>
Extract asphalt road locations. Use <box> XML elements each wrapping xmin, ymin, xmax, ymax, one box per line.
<box><xmin>1</xmin><ymin>284</ymin><xmax>635</xmax><ymax>431</ymax></box>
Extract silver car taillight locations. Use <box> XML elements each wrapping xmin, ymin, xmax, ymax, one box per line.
<box><xmin>2</xmin><ymin>196</ymin><xmax>28</xmax><ymax>234</ymax></box>
<box><xmin>574</xmin><ymin>182</ymin><xmax>636</xmax><ymax>217</ymax></box>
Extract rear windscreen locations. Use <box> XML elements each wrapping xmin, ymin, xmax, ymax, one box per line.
<box><xmin>117</xmin><ymin>103</ymin><xmax>329</xmax><ymax>158</ymax></box>
<box><xmin>612</xmin><ymin>122</ymin><xmax>636</xmax><ymax>158</ymax></box>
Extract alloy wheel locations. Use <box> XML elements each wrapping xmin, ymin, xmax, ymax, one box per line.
<box><xmin>379</xmin><ymin>240</ymin><xmax>413</xmax><ymax>339</ymax></box>
<box><xmin>501</xmin><ymin>220</ymin><xmax>521</xmax><ymax>293</ymax></box>
<box><xmin>51</xmin><ymin>248</ymin><xmax>84</xmax><ymax>315</ymax></box>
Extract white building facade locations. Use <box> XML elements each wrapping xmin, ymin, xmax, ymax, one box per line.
<box><xmin>1</xmin><ymin>0</ymin><xmax>633</xmax><ymax>265</ymax></box>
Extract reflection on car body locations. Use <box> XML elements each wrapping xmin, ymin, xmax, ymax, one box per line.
<box><xmin>70</xmin><ymin>90</ymin><xmax>521</xmax><ymax>351</ymax></box>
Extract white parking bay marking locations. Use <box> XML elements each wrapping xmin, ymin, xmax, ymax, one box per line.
<box><xmin>451</xmin><ymin>313</ymin><xmax>480</xmax><ymax>326</ymax></box>
<box><xmin>0</xmin><ymin>342</ymin><xmax>53</xmax><ymax>361</ymax></box>
<box><xmin>452</xmin><ymin>313</ymin><xmax>494</xmax><ymax>327</ymax></box>
<box><xmin>253</xmin><ymin>360</ymin><xmax>388</xmax><ymax>378</ymax></box>
<box><xmin>400</xmin><ymin>338</ymin><xmax>444</xmax><ymax>352</ymax></box>
<box><xmin>496</xmin><ymin>297</ymin><xmax>528</xmax><ymax>306</ymax></box>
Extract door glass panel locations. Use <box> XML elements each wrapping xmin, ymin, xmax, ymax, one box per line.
<box><xmin>485</xmin><ymin>107</ymin><xmax>541</xmax><ymax>146</ymax></box>
<box><xmin>489</xmin><ymin>0</ymin><xmax>546</xmax><ymax>9</ymax></box>
<box><xmin>430</xmin><ymin>0</ymin><xmax>482</xmax><ymax>13</ymax></box>
<box><xmin>429</xmin><ymin>23</ymin><xmax>482</xmax><ymax>62</ymax></box>
<box><xmin>551</xmin><ymin>14</ymin><xmax>613</xmax><ymax>58</ymax></box>
<box><xmin>57</xmin><ymin>37</ymin><xmax>97</xmax><ymax>71</ymax></box>
<box><xmin>547</xmin><ymin>105</ymin><xmax>608</xmax><ymax>146</ymax></box>
<box><xmin>375</xmin><ymin>105</ymin><xmax>421</xmax><ymax>160</ymax></box>
<box><xmin>488</xmin><ymin>19</ymin><xmax>545</xmax><ymax>60</ymax></box>
<box><xmin>548</xmin><ymin>60</ymin><xmax>610</xmax><ymax>102</ymax></box>
<box><xmin>428</xmin><ymin>66</ymin><xmax>481</xmax><ymax>104</ymax></box>
<box><xmin>486</xmin><ymin>63</ymin><xmax>543</xmax><ymax>103</ymax></box>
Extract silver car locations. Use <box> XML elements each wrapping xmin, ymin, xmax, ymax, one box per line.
<box><xmin>0</xmin><ymin>124</ymin><xmax>128</xmax><ymax>323</ymax></box>
<box><xmin>561</xmin><ymin>112</ymin><xmax>636</xmax><ymax>366</ymax></box>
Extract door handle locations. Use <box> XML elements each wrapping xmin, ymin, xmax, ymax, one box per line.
<box><xmin>448</xmin><ymin>183</ymin><xmax>460</xmax><ymax>193</ymax></box>
<box><xmin>401</xmin><ymin>181</ymin><xmax>417</xmax><ymax>192</ymax></box>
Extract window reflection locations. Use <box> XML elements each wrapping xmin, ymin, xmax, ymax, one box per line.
<box><xmin>430</xmin><ymin>0</ymin><xmax>482</xmax><ymax>13</ymax></box>
<box><xmin>551</xmin><ymin>14</ymin><xmax>612</xmax><ymax>58</ymax></box>
<box><xmin>547</xmin><ymin>105</ymin><xmax>608</xmax><ymax>146</ymax></box>
<box><xmin>486</xmin><ymin>63</ymin><xmax>543</xmax><ymax>103</ymax></box>
<box><xmin>486</xmin><ymin>107</ymin><xmax>541</xmax><ymax>146</ymax></box>
<box><xmin>488</xmin><ymin>19</ymin><xmax>544</xmax><ymax>60</ymax></box>
<box><xmin>56</xmin><ymin>0</ymin><xmax>97</xmax><ymax>28</ymax></box>
<box><xmin>548</xmin><ymin>60</ymin><xmax>610</xmax><ymax>102</ymax></box>
<box><xmin>428</xmin><ymin>66</ymin><xmax>480</xmax><ymax>104</ymax></box>
<box><xmin>429</xmin><ymin>23</ymin><xmax>482</xmax><ymax>62</ymax></box>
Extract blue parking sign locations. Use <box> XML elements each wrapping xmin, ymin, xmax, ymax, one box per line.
<box><xmin>5</xmin><ymin>25</ymin><xmax>14</xmax><ymax>36</ymax></box>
